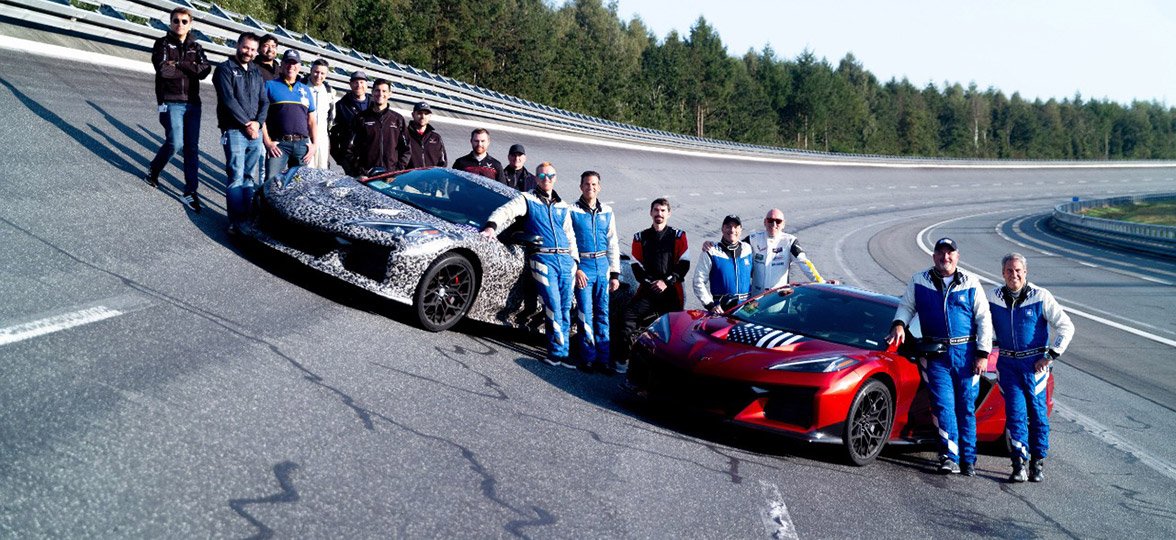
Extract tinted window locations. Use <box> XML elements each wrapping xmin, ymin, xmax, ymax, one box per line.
<box><xmin>364</xmin><ymin>169</ymin><xmax>511</xmax><ymax>228</ymax></box>
<box><xmin>730</xmin><ymin>287</ymin><xmax>896</xmax><ymax>350</ymax></box>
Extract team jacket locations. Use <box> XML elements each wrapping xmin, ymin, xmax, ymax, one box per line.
<box><xmin>213</xmin><ymin>59</ymin><xmax>268</xmax><ymax>131</ymax></box>
<box><xmin>405</xmin><ymin>122</ymin><xmax>447</xmax><ymax>168</ymax></box>
<box><xmin>631</xmin><ymin>227</ymin><xmax>690</xmax><ymax>293</ymax></box>
<box><xmin>348</xmin><ymin>106</ymin><xmax>409</xmax><ymax>174</ymax></box>
<box><xmin>151</xmin><ymin>32</ymin><xmax>211</xmax><ymax>104</ymax></box>
<box><xmin>987</xmin><ymin>283</ymin><xmax>1074</xmax><ymax>361</ymax></box>
<box><xmin>453</xmin><ymin>153</ymin><xmax>505</xmax><ymax>182</ymax></box>
<box><xmin>893</xmin><ymin>268</ymin><xmax>993</xmax><ymax>359</ymax></box>
<box><xmin>747</xmin><ymin>231</ymin><xmax>823</xmax><ymax>292</ymax></box>
<box><xmin>569</xmin><ymin>198</ymin><xmax>620</xmax><ymax>279</ymax></box>
<box><xmin>503</xmin><ymin>166</ymin><xmax>537</xmax><ymax>192</ymax></box>
<box><xmin>485</xmin><ymin>189</ymin><xmax>579</xmax><ymax>264</ymax></box>
<box><xmin>694</xmin><ymin>240</ymin><xmax>754</xmax><ymax>310</ymax></box>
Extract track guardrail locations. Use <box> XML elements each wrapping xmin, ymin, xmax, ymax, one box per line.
<box><xmin>1052</xmin><ymin>194</ymin><xmax>1176</xmax><ymax>258</ymax></box>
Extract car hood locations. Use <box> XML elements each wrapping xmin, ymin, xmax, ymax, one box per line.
<box><xmin>672</xmin><ymin>314</ymin><xmax>874</xmax><ymax>372</ymax></box>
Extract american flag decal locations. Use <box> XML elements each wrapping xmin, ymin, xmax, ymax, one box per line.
<box><xmin>726</xmin><ymin>323</ymin><xmax>807</xmax><ymax>349</ymax></box>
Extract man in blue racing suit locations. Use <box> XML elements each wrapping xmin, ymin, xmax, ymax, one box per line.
<box><xmin>482</xmin><ymin>162</ymin><xmax>579</xmax><ymax>368</ymax></box>
<box><xmin>987</xmin><ymin>253</ymin><xmax>1074</xmax><ymax>483</ymax></box>
<box><xmin>570</xmin><ymin>171</ymin><xmax>620</xmax><ymax>373</ymax></box>
<box><xmin>886</xmin><ymin>237</ymin><xmax>993</xmax><ymax>476</ymax></box>
<box><xmin>694</xmin><ymin>215</ymin><xmax>753</xmax><ymax>314</ymax></box>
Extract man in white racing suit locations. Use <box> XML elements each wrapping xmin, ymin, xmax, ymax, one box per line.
<box><xmin>706</xmin><ymin>208</ymin><xmax>825</xmax><ymax>292</ymax></box>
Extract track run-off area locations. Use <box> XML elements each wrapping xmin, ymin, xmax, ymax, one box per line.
<box><xmin>2</xmin><ymin>28</ymin><xmax>1175</xmax><ymax>538</ymax></box>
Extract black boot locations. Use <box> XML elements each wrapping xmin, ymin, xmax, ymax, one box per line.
<box><xmin>1028</xmin><ymin>458</ymin><xmax>1045</xmax><ymax>482</ymax></box>
<box><xmin>1009</xmin><ymin>459</ymin><xmax>1027</xmax><ymax>482</ymax></box>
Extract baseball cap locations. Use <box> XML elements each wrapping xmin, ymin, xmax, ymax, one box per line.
<box><xmin>722</xmin><ymin>215</ymin><xmax>742</xmax><ymax>227</ymax></box>
<box><xmin>413</xmin><ymin>101</ymin><xmax>432</xmax><ymax>113</ymax></box>
<box><xmin>508</xmin><ymin>144</ymin><xmax>526</xmax><ymax>156</ymax></box>
<box><xmin>350</xmin><ymin>70</ymin><xmax>368</xmax><ymax>81</ymax></box>
<box><xmin>281</xmin><ymin>49</ymin><xmax>301</xmax><ymax>64</ymax></box>
<box><xmin>934</xmin><ymin>237</ymin><xmax>958</xmax><ymax>251</ymax></box>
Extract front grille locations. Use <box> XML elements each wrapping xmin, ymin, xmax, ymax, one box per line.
<box><xmin>638</xmin><ymin>352</ymin><xmax>758</xmax><ymax>417</ymax></box>
<box><xmin>762</xmin><ymin>387</ymin><xmax>818</xmax><ymax>428</ymax></box>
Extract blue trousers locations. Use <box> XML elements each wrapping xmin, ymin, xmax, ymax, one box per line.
<box><xmin>575</xmin><ymin>259</ymin><xmax>611</xmax><ymax>366</ymax></box>
<box><xmin>531</xmin><ymin>253</ymin><xmax>574</xmax><ymax>361</ymax></box>
<box><xmin>921</xmin><ymin>351</ymin><xmax>979</xmax><ymax>464</ymax></box>
<box><xmin>265</xmin><ymin>138</ymin><xmax>310</xmax><ymax>184</ymax></box>
<box><xmin>998</xmin><ymin>356</ymin><xmax>1050</xmax><ymax>462</ymax></box>
<box><xmin>222</xmin><ymin>129</ymin><xmax>263</xmax><ymax>227</ymax></box>
<box><xmin>149</xmin><ymin>102</ymin><xmax>202</xmax><ymax>194</ymax></box>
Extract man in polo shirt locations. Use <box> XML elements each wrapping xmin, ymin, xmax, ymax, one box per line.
<box><xmin>261</xmin><ymin>49</ymin><xmax>317</xmax><ymax>183</ymax></box>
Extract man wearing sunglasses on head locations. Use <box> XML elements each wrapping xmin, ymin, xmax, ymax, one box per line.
<box><xmin>703</xmin><ymin>208</ymin><xmax>825</xmax><ymax>292</ymax></box>
<box><xmin>146</xmin><ymin>6</ymin><xmax>212</xmax><ymax>212</ymax></box>
<box><xmin>481</xmin><ymin>163</ymin><xmax>579</xmax><ymax>368</ymax></box>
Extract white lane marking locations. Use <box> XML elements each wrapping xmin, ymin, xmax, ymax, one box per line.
<box><xmin>634</xmin><ymin>197</ymin><xmax>647</xmax><ymax>201</ymax></box>
<box><xmin>2</xmin><ymin>306</ymin><xmax>121</xmax><ymax>346</ymax></box>
<box><xmin>995</xmin><ymin>215</ymin><xmax>1176</xmax><ymax>283</ymax></box>
<box><xmin>759</xmin><ymin>481</ymin><xmax>800</xmax><ymax>540</ymax></box>
<box><xmin>1054</xmin><ymin>402</ymin><xmax>1176</xmax><ymax>483</ymax></box>
<box><xmin>689</xmin><ymin>193</ymin><xmax>700</xmax><ymax>196</ymax></box>
<box><xmin>604</xmin><ymin>200</ymin><xmax>615</xmax><ymax>205</ymax></box>
<box><xmin>917</xmin><ymin>217</ymin><xmax>1176</xmax><ymax>347</ymax></box>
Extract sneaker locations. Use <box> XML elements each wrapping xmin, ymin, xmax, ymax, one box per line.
<box><xmin>1028</xmin><ymin>458</ymin><xmax>1044</xmax><ymax>482</ymax></box>
<box><xmin>1009</xmin><ymin>460</ymin><xmax>1028</xmax><ymax>483</ymax></box>
<box><xmin>558</xmin><ymin>358</ymin><xmax>576</xmax><ymax>370</ymax></box>
<box><xmin>542</xmin><ymin>357</ymin><xmax>560</xmax><ymax>367</ymax></box>
<box><xmin>144</xmin><ymin>174</ymin><xmax>158</xmax><ymax>188</ymax></box>
<box><xmin>614</xmin><ymin>360</ymin><xmax>629</xmax><ymax>374</ymax></box>
<box><xmin>938</xmin><ymin>457</ymin><xmax>960</xmax><ymax>474</ymax></box>
<box><xmin>960</xmin><ymin>462</ymin><xmax>976</xmax><ymax>477</ymax></box>
<box><xmin>183</xmin><ymin>193</ymin><xmax>201</xmax><ymax>213</ymax></box>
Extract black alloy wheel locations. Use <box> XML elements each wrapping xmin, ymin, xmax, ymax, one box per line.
<box><xmin>843</xmin><ymin>379</ymin><xmax>894</xmax><ymax>466</ymax></box>
<box><xmin>414</xmin><ymin>253</ymin><xmax>478</xmax><ymax>332</ymax></box>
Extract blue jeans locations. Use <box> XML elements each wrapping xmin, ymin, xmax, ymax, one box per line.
<box><xmin>222</xmin><ymin>129</ymin><xmax>263</xmax><ymax>227</ymax></box>
<box><xmin>265</xmin><ymin>138</ymin><xmax>310</xmax><ymax>184</ymax></box>
<box><xmin>149</xmin><ymin>102</ymin><xmax>201</xmax><ymax>194</ymax></box>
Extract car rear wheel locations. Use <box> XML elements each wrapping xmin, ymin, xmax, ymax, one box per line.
<box><xmin>843</xmin><ymin>379</ymin><xmax>894</xmax><ymax>466</ymax></box>
<box><xmin>414</xmin><ymin>253</ymin><xmax>478</xmax><ymax>332</ymax></box>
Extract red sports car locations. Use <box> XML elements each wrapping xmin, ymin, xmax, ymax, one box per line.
<box><xmin>627</xmin><ymin>283</ymin><xmax>1053</xmax><ymax>465</ymax></box>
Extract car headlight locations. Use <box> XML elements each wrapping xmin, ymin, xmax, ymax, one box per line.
<box><xmin>644</xmin><ymin>314</ymin><xmax>672</xmax><ymax>343</ymax></box>
<box><xmin>349</xmin><ymin>220</ymin><xmax>442</xmax><ymax>239</ymax></box>
<box><xmin>768</xmin><ymin>355</ymin><xmax>859</xmax><ymax>372</ymax></box>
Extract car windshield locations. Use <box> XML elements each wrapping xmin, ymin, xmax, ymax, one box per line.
<box><xmin>730</xmin><ymin>286</ymin><xmax>896</xmax><ymax>351</ymax></box>
<box><xmin>363</xmin><ymin>168</ymin><xmax>511</xmax><ymax>228</ymax></box>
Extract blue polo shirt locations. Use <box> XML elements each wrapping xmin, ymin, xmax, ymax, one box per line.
<box><xmin>264</xmin><ymin>78</ymin><xmax>316</xmax><ymax>138</ymax></box>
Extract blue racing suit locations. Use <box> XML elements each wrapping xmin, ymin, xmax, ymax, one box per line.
<box><xmin>486</xmin><ymin>189</ymin><xmax>579</xmax><ymax>361</ymax></box>
<box><xmin>893</xmin><ymin>268</ymin><xmax>993</xmax><ymax>465</ymax></box>
<box><xmin>570</xmin><ymin>198</ymin><xmax>620</xmax><ymax>367</ymax></box>
<box><xmin>693</xmin><ymin>240</ymin><xmax>753</xmax><ymax>311</ymax></box>
<box><xmin>988</xmin><ymin>283</ymin><xmax>1074</xmax><ymax>463</ymax></box>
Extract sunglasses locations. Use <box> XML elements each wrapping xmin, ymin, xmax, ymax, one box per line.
<box><xmin>537</xmin><ymin>173</ymin><xmax>556</xmax><ymax>180</ymax></box>
<box><xmin>171</xmin><ymin>18</ymin><xmax>190</xmax><ymax>25</ymax></box>
<box><xmin>765</xmin><ymin>218</ymin><xmax>783</xmax><ymax>225</ymax></box>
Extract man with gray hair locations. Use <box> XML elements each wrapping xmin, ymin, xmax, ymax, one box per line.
<box><xmin>987</xmin><ymin>252</ymin><xmax>1074</xmax><ymax>483</ymax></box>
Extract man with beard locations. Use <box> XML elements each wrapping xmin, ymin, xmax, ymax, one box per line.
<box><xmin>145</xmin><ymin>6</ymin><xmax>211</xmax><ymax>212</ymax></box>
<box><xmin>347</xmin><ymin>79</ymin><xmax>409</xmax><ymax>176</ymax></box>
<box><xmin>502</xmin><ymin>144</ymin><xmax>536</xmax><ymax>192</ymax></box>
<box><xmin>621</xmin><ymin>198</ymin><xmax>689</xmax><ymax>373</ymax></box>
<box><xmin>453</xmin><ymin>128</ymin><xmax>504</xmax><ymax>181</ymax></box>
<box><xmin>405</xmin><ymin>101</ymin><xmax>446</xmax><ymax>168</ymax></box>
<box><xmin>330</xmin><ymin>71</ymin><xmax>370</xmax><ymax>174</ymax></box>
<box><xmin>886</xmin><ymin>238</ymin><xmax>993</xmax><ymax>477</ymax></box>
<box><xmin>253</xmin><ymin>34</ymin><xmax>280</xmax><ymax>81</ymax></box>
<box><xmin>261</xmin><ymin>49</ymin><xmax>317</xmax><ymax>183</ymax></box>
<box><xmin>213</xmin><ymin>31</ymin><xmax>268</xmax><ymax>234</ymax></box>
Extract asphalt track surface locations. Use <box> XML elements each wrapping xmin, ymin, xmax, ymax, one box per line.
<box><xmin>2</xmin><ymin>33</ymin><xmax>1175</xmax><ymax>538</ymax></box>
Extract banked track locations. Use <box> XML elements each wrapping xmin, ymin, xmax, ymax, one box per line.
<box><xmin>2</xmin><ymin>24</ymin><xmax>1176</xmax><ymax>538</ymax></box>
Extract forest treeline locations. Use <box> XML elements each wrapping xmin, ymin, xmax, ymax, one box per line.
<box><xmin>222</xmin><ymin>0</ymin><xmax>1176</xmax><ymax>159</ymax></box>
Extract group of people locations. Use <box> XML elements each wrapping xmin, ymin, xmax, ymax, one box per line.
<box><xmin>886</xmin><ymin>241</ymin><xmax>1075</xmax><ymax>482</ymax></box>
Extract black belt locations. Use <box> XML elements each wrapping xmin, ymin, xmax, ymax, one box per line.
<box><xmin>999</xmin><ymin>347</ymin><xmax>1048</xmax><ymax>358</ymax></box>
<box><xmin>932</xmin><ymin>336</ymin><xmax>975</xmax><ymax>345</ymax></box>
<box><xmin>280</xmin><ymin>134</ymin><xmax>307</xmax><ymax>141</ymax></box>
<box><xmin>534</xmin><ymin>247</ymin><xmax>571</xmax><ymax>255</ymax></box>
<box><xmin>580</xmin><ymin>250</ymin><xmax>607</xmax><ymax>259</ymax></box>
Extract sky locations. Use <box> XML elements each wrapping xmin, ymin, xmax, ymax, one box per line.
<box><xmin>612</xmin><ymin>0</ymin><xmax>1175</xmax><ymax>105</ymax></box>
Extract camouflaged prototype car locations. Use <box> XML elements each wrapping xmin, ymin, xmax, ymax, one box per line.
<box><xmin>249</xmin><ymin>166</ymin><xmax>553</xmax><ymax>332</ymax></box>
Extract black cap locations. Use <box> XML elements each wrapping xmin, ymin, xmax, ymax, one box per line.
<box><xmin>350</xmin><ymin>70</ymin><xmax>368</xmax><ymax>81</ymax></box>
<box><xmin>934</xmin><ymin>237</ymin><xmax>958</xmax><ymax>252</ymax></box>
<box><xmin>413</xmin><ymin>101</ymin><xmax>432</xmax><ymax>113</ymax></box>
<box><xmin>722</xmin><ymin>215</ymin><xmax>742</xmax><ymax>227</ymax></box>
<box><xmin>281</xmin><ymin>49</ymin><xmax>301</xmax><ymax>64</ymax></box>
<box><xmin>508</xmin><ymin>144</ymin><xmax>526</xmax><ymax>156</ymax></box>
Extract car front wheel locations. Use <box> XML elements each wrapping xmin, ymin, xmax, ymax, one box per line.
<box><xmin>843</xmin><ymin>379</ymin><xmax>894</xmax><ymax>466</ymax></box>
<box><xmin>414</xmin><ymin>253</ymin><xmax>478</xmax><ymax>332</ymax></box>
